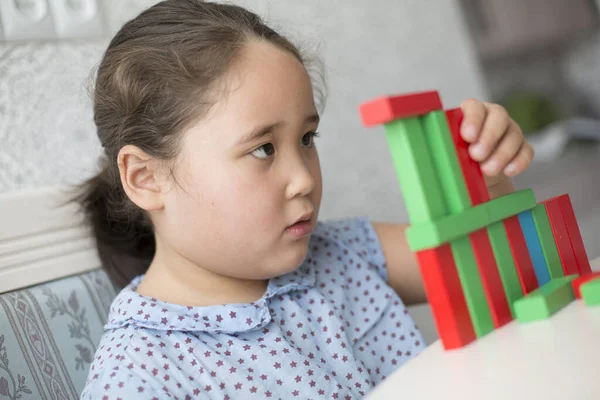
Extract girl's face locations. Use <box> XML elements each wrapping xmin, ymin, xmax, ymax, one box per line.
<box><xmin>156</xmin><ymin>40</ymin><xmax>323</xmax><ymax>281</ymax></box>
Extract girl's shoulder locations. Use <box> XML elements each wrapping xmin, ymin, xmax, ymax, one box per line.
<box><xmin>310</xmin><ymin>216</ymin><xmax>388</xmax><ymax>282</ymax></box>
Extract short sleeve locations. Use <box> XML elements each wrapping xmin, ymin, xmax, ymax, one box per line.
<box><xmin>80</xmin><ymin>367</ymin><xmax>164</xmax><ymax>400</ymax></box>
<box><xmin>315</xmin><ymin>216</ymin><xmax>388</xmax><ymax>282</ymax></box>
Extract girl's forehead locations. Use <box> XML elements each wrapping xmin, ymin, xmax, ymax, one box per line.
<box><xmin>216</xmin><ymin>45</ymin><xmax>315</xmax><ymax>114</ymax></box>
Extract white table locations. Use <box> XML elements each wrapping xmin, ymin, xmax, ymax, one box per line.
<box><xmin>366</xmin><ymin>257</ymin><xmax>600</xmax><ymax>400</ymax></box>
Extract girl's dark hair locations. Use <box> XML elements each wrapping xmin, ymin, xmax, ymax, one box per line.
<box><xmin>70</xmin><ymin>0</ymin><xmax>323</xmax><ymax>288</ymax></box>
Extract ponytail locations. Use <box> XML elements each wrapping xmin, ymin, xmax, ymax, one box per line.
<box><xmin>70</xmin><ymin>157</ymin><xmax>154</xmax><ymax>288</ymax></box>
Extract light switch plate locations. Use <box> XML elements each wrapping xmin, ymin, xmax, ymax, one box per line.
<box><xmin>0</xmin><ymin>0</ymin><xmax>56</xmax><ymax>41</ymax></box>
<box><xmin>47</xmin><ymin>0</ymin><xmax>105</xmax><ymax>39</ymax></box>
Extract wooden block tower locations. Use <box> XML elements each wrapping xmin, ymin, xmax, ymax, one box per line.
<box><xmin>359</xmin><ymin>90</ymin><xmax>596</xmax><ymax>350</ymax></box>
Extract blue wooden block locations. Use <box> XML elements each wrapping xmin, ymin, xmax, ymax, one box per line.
<box><xmin>518</xmin><ymin>210</ymin><xmax>551</xmax><ymax>286</ymax></box>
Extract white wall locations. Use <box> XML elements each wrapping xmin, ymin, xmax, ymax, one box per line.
<box><xmin>0</xmin><ymin>0</ymin><xmax>488</xmax><ymax>226</ymax></box>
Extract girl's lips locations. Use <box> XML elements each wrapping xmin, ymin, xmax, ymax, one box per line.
<box><xmin>285</xmin><ymin>219</ymin><xmax>313</xmax><ymax>238</ymax></box>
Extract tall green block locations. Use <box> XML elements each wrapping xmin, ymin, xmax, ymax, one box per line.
<box><xmin>531</xmin><ymin>204</ymin><xmax>564</xmax><ymax>279</ymax></box>
<box><xmin>450</xmin><ymin>236</ymin><xmax>494</xmax><ymax>337</ymax></box>
<box><xmin>384</xmin><ymin>118</ymin><xmax>447</xmax><ymax>224</ymax></box>
<box><xmin>487</xmin><ymin>221</ymin><xmax>524</xmax><ymax>317</ymax></box>
<box><xmin>421</xmin><ymin>111</ymin><xmax>472</xmax><ymax>213</ymax></box>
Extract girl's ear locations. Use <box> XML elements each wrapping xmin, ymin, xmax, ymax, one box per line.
<box><xmin>117</xmin><ymin>145</ymin><xmax>166</xmax><ymax>211</ymax></box>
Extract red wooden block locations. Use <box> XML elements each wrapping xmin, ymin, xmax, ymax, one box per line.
<box><xmin>543</xmin><ymin>197</ymin><xmax>579</xmax><ymax>276</ymax></box>
<box><xmin>445</xmin><ymin>108</ymin><xmax>490</xmax><ymax>205</ymax></box>
<box><xmin>504</xmin><ymin>215</ymin><xmax>539</xmax><ymax>295</ymax></box>
<box><xmin>416</xmin><ymin>244</ymin><xmax>476</xmax><ymax>350</ymax></box>
<box><xmin>571</xmin><ymin>272</ymin><xmax>600</xmax><ymax>298</ymax></box>
<box><xmin>557</xmin><ymin>194</ymin><xmax>592</xmax><ymax>275</ymax></box>
<box><xmin>359</xmin><ymin>90</ymin><xmax>443</xmax><ymax>127</ymax></box>
<box><xmin>469</xmin><ymin>228</ymin><xmax>512</xmax><ymax>328</ymax></box>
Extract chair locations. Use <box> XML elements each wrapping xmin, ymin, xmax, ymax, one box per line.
<box><xmin>0</xmin><ymin>187</ymin><xmax>116</xmax><ymax>399</ymax></box>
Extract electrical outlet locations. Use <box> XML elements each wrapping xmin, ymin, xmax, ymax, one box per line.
<box><xmin>0</xmin><ymin>0</ymin><xmax>56</xmax><ymax>41</ymax></box>
<box><xmin>47</xmin><ymin>0</ymin><xmax>104</xmax><ymax>39</ymax></box>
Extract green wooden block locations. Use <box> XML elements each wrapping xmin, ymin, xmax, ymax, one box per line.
<box><xmin>513</xmin><ymin>275</ymin><xmax>577</xmax><ymax>322</ymax></box>
<box><xmin>581</xmin><ymin>278</ymin><xmax>600</xmax><ymax>306</ymax></box>
<box><xmin>384</xmin><ymin>118</ymin><xmax>447</xmax><ymax>224</ymax></box>
<box><xmin>450</xmin><ymin>236</ymin><xmax>494</xmax><ymax>337</ymax></box>
<box><xmin>485</xmin><ymin>189</ymin><xmax>536</xmax><ymax>224</ymax></box>
<box><xmin>405</xmin><ymin>190</ymin><xmax>534</xmax><ymax>251</ymax></box>
<box><xmin>406</xmin><ymin>203</ymin><xmax>489</xmax><ymax>251</ymax></box>
<box><xmin>531</xmin><ymin>204</ymin><xmax>564</xmax><ymax>279</ymax></box>
<box><xmin>421</xmin><ymin>111</ymin><xmax>472</xmax><ymax>213</ymax></box>
<box><xmin>486</xmin><ymin>221</ymin><xmax>523</xmax><ymax>317</ymax></box>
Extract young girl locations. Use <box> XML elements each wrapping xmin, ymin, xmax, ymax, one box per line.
<box><xmin>76</xmin><ymin>1</ymin><xmax>534</xmax><ymax>398</ymax></box>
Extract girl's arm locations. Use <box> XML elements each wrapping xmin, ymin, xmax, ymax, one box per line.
<box><xmin>372</xmin><ymin>99</ymin><xmax>533</xmax><ymax>305</ymax></box>
<box><xmin>372</xmin><ymin>221</ymin><xmax>426</xmax><ymax>305</ymax></box>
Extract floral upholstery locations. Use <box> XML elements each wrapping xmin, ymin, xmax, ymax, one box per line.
<box><xmin>0</xmin><ymin>269</ymin><xmax>117</xmax><ymax>399</ymax></box>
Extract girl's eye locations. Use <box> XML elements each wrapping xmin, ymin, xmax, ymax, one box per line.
<box><xmin>302</xmin><ymin>131</ymin><xmax>320</xmax><ymax>147</ymax></box>
<box><xmin>251</xmin><ymin>143</ymin><xmax>275</xmax><ymax>159</ymax></box>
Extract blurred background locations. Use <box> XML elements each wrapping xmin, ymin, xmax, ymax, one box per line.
<box><xmin>0</xmin><ymin>1</ymin><xmax>598</xmax><ymax>271</ymax></box>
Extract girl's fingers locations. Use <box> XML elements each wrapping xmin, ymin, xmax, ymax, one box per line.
<box><xmin>503</xmin><ymin>141</ymin><xmax>535</xmax><ymax>177</ymax></box>
<box><xmin>460</xmin><ymin>98</ymin><xmax>488</xmax><ymax>143</ymax></box>
<box><xmin>480</xmin><ymin>127</ymin><xmax>523</xmax><ymax>176</ymax></box>
<box><xmin>469</xmin><ymin>103</ymin><xmax>510</xmax><ymax>162</ymax></box>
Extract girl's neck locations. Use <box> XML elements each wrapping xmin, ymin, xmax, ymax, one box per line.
<box><xmin>135</xmin><ymin>253</ymin><xmax>269</xmax><ymax>307</ymax></box>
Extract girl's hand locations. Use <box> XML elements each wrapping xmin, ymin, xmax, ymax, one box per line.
<box><xmin>459</xmin><ymin>99</ymin><xmax>534</xmax><ymax>194</ymax></box>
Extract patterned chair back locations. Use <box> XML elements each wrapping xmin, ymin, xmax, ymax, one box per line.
<box><xmin>0</xmin><ymin>269</ymin><xmax>117</xmax><ymax>400</ymax></box>
<box><xmin>0</xmin><ymin>187</ymin><xmax>115</xmax><ymax>399</ymax></box>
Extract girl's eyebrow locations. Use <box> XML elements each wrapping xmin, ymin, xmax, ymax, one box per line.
<box><xmin>236</xmin><ymin>113</ymin><xmax>320</xmax><ymax>146</ymax></box>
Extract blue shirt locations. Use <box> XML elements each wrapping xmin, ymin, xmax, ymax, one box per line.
<box><xmin>80</xmin><ymin>217</ymin><xmax>426</xmax><ymax>399</ymax></box>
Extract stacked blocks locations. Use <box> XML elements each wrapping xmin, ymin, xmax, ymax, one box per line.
<box><xmin>359</xmin><ymin>90</ymin><xmax>596</xmax><ymax>350</ymax></box>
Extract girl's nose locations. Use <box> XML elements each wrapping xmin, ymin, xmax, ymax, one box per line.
<box><xmin>285</xmin><ymin>157</ymin><xmax>316</xmax><ymax>200</ymax></box>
